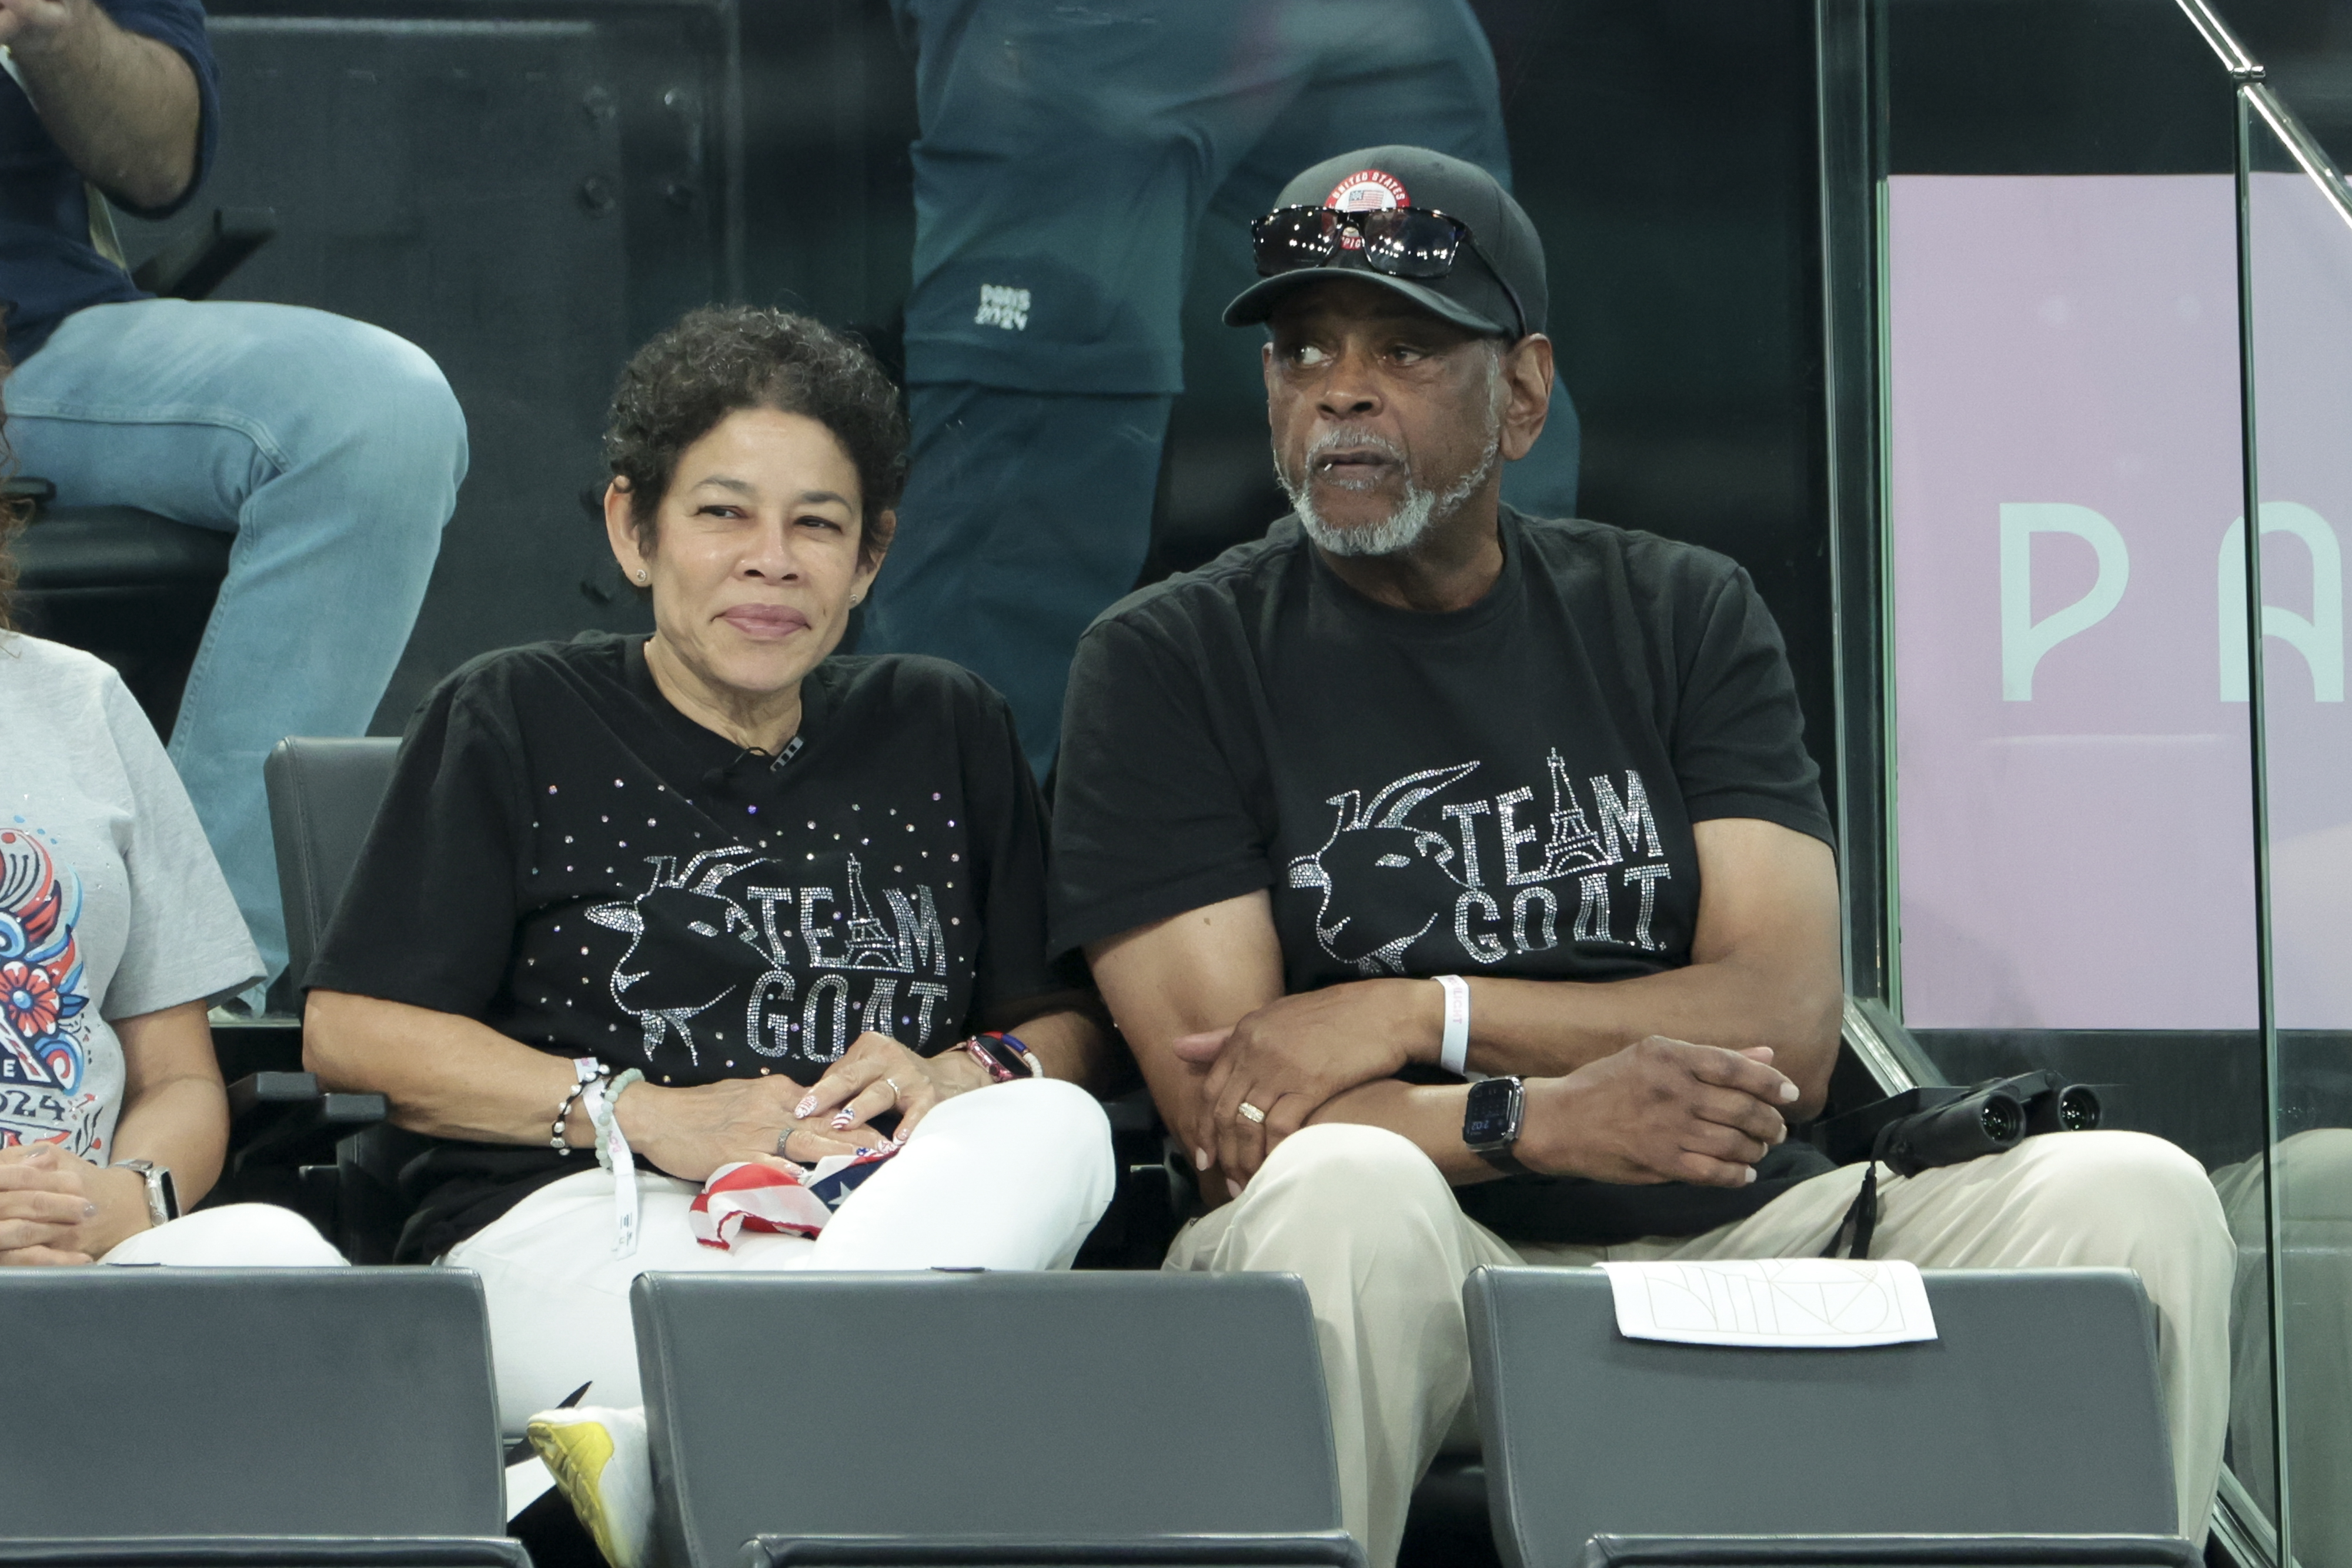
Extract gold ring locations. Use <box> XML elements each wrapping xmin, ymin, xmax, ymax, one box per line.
<box><xmin>1237</xmin><ymin>1101</ymin><xmax>1267</xmax><ymax>1125</ymax></box>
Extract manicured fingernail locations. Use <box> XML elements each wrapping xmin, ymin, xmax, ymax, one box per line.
<box><xmin>830</xmin><ymin>1112</ymin><xmax>853</xmax><ymax>1130</ymax></box>
<box><xmin>1194</xmin><ymin>1146</ymin><xmax>1211</xmax><ymax>1171</ymax></box>
<box><xmin>82</xmin><ymin>1202</ymin><xmax>98</xmax><ymax>1217</ymax></box>
<box><xmin>1743</xmin><ymin>1166</ymin><xmax>1757</xmax><ymax>1185</ymax></box>
<box><xmin>794</xmin><ymin>1096</ymin><xmax>816</xmax><ymax>1118</ymax></box>
<box><xmin>1780</xmin><ymin>1082</ymin><xmax>1799</xmax><ymax>1102</ymax></box>
<box><xmin>1227</xmin><ymin>1178</ymin><xmax>1243</xmax><ymax>1199</ymax></box>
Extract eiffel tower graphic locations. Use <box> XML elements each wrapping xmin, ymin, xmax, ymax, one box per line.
<box><xmin>840</xmin><ymin>855</ymin><xmax>904</xmax><ymax>969</ymax></box>
<box><xmin>1535</xmin><ymin>748</ymin><xmax>1611</xmax><ymax>877</ymax></box>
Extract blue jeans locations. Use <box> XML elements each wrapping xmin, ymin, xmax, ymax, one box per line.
<box><xmin>5</xmin><ymin>298</ymin><xmax>468</xmax><ymax>991</ymax></box>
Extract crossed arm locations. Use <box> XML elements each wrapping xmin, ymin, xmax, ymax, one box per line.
<box><xmin>1087</xmin><ymin>817</ymin><xmax>1843</xmax><ymax>1203</ymax></box>
<box><xmin>1</xmin><ymin>0</ymin><xmax>201</xmax><ymax>211</ymax></box>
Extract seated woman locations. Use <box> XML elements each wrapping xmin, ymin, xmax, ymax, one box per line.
<box><xmin>302</xmin><ymin>307</ymin><xmax>1115</xmax><ymax>1560</ymax></box>
<box><xmin>0</xmin><ymin>401</ymin><xmax>342</xmax><ymax>1270</ymax></box>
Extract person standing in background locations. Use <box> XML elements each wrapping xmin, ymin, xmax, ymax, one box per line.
<box><xmin>862</xmin><ymin>0</ymin><xmax>1579</xmax><ymax>778</ymax></box>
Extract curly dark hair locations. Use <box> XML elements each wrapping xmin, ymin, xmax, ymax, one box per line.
<box><xmin>603</xmin><ymin>306</ymin><xmax>908</xmax><ymax>570</ymax></box>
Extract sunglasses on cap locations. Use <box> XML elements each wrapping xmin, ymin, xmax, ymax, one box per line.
<box><xmin>1248</xmin><ymin>203</ymin><xmax>1526</xmax><ymax>336</ymax></box>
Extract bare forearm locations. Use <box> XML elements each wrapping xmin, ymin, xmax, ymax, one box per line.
<box><xmin>1302</xmin><ymin>1077</ymin><xmax>1498</xmax><ymax>1183</ymax></box>
<box><xmin>305</xmin><ymin>989</ymin><xmax>582</xmax><ymax>1146</ymax></box>
<box><xmin>109</xmin><ymin>1072</ymin><xmax>226</xmax><ymax>1203</ymax></box>
<box><xmin>10</xmin><ymin>0</ymin><xmax>199</xmax><ymax>210</ymax></box>
<box><xmin>1444</xmin><ymin>962</ymin><xmax>1840</xmax><ymax>1112</ymax></box>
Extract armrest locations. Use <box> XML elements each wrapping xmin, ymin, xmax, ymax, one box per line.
<box><xmin>745</xmin><ymin>1533</ymin><xmax>1365</xmax><ymax>1568</ymax></box>
<box><xmin>225</xmin><ymin>1070</ymin><xmax>387</xmax><ymax>1171</ymax></box>
<box><xmin>0</xmin><ymin>1539</ymin><xmax>527</xmax><ymax>1568</ymax></box>
<box><xmin>1578</xmin><ymin>1536</ymin><xmax>2200</xmax><ymax>1568</ymax></box>
<box><xmin>131</xmin><ymin>206</ymin><xmax>279</xmax><ymax>301</ymax></box>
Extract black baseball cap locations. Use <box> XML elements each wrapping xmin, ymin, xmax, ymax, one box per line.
<box><xmin>1223</xmin><ymin>145</ymin><xmax>1548</xmax><ymax>339</ymax></box>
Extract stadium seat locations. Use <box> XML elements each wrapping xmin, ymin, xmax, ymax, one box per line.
<box><xmin>0</xmin><ymin>1266</ymin><xmax>524</xmax><ymax>1568</ymax></box>
<box><xmin>1462</xmin><ymin>1266</ymin><xmax>2197</xmax><ymax>1568</ymax></box>
<box><xmin>257</xmin><ymin>735</ymin><xmax>413</xmax><ymax>1259</ymax></box>
<box><xmin>632</xmin><ymin>1269</ymin><xmax>1364</xmax><ymax>1568</ymax></box>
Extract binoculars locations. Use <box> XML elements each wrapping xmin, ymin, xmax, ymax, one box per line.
<box><xmin>1813</xmin><ymin>1069</ymin><xmax>2103</xmax><ymax>1177</ymax></box>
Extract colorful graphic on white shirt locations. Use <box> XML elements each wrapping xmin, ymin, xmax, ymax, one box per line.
<box><xmin>1285</xmin><ymin>753</ymin><xmax>1673</xmax><ymax>976</ymax></box>
<box><xmin>0</xmin><ymin>826</ymin><xmax>97</xmax><ymax>1151</ymax></box>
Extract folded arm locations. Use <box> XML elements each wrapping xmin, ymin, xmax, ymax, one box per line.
<box><xmin>1088</xmin><ymin>817</ymin><xmax>1838</xmax><ymax>1196</ymax></box>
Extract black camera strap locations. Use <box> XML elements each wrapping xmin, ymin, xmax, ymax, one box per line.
<box><xmin>1822</xmin><ymin>1122</ymin><xmax>1899</xmax><ymax>1260</ymax></box>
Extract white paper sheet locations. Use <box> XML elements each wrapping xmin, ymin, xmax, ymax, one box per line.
<box><xmin>1599</xmin><ymin>1258</ymin><xmax>1938</xmax><ymax>1347</ymax></box>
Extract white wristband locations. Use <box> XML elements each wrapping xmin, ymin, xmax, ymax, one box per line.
<box><xmin>1436</xmin><ymin>975</ymin><xmax>1471</xmax><ymax>1076</ymax></box>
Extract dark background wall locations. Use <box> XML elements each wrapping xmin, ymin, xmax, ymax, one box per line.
<box><xmin>120</xmin><ymin>0</ymin><xmax>1839</xmax><ymax>798</ymax></box>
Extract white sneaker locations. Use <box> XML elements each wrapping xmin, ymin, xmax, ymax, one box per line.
<box><xmin>527</xmin><ymin>1403</ymin><xmax>656</xmax><ymax>1568</ymax></box>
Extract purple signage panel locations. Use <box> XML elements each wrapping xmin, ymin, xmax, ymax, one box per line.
<box><xmin>1888</xmin><ymin>174</ymin><xmax>2352</xmax><ymax>1031</ymax></box>
<box><xmin>2245</xmin><ymin>172</ymin><xmax>2352</xmax><ymax>1031</ymax></box>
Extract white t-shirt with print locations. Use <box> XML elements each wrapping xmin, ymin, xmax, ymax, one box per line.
<box><xmin>0</xmin><ymin>634</ymin><xmax>260</xmax><ymax>1161</ymax></box>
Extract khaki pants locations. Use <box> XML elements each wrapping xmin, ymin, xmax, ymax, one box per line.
<box><xmin>1167</xmin><ymin>1124</ymin><xmax>2234</xmax><ymax>1568</ymax></box>
<box><xmin>2214</xmin><ymin>1128</ymin><xmax>2352</xmax><ymax>1568</ymax></box>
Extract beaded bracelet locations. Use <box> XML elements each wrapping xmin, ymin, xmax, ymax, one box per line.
<box><xmin>591</xmin><ymin>1068</ymin><xmax>646</xmax><ymax>1172</ymax></box>
<box><xmin>552</xmin><ymin>1057</ymin><xmax>609</xmax><ymax>1154</ymax></box>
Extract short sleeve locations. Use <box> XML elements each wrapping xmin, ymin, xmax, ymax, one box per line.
<box><xmin>1671</xmin><ymin>566</ymin><xmax>1835</xmax><ymax>848</ymax></box>
<box><xmin>306</xmin><ymin>677</ymin><xmax>528</xmax><ymax>1017</ymax></box>
<box><xmin>100</xmin><ymin>676</ymin><xmax>260</xmax><ymax>1018</ymax></box>
<box><xmin>1049</xmin><ymin>611</ymin><xmax>1270</xmax><ymax>956</ymax></box>
<box><xmin>98</xmin><ymin>0</ymin><xmax>219</xmax><ymax>218</ymax></box>
<box><xmin>957</xmin><ymin>682</ymin><xmax>1070</xmax><ymax>1026</ymax></box>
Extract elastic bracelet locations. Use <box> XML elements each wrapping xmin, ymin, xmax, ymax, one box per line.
<box><xmin>991</xmin><ymin>1031</ymin><xmax>1045</xmax><ymax>1077</ymax></box>
<box><xmin>1436</xmin><ymin>976</ymin><xmax>1472</xmax><ymax>1077</ymax></box>
<box><xmin>590</xmin><ymin>1068</ymin><xmax>646</xmax><ymax>1172</ymax></box>
<box><xmin>552</xmin><ymin>1057</ymin><xmax>609</xmax><ymax>1154</ymax></box>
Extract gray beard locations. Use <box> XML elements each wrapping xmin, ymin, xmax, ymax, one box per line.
<box><xmin>1278</xmin><ymin>426</ymin><xmax>1502</xmax><ymax>560</ymax></box>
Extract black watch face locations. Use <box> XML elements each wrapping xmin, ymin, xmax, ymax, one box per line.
<box><xmin>1463</xmin><ymin>1078</ymin><xmax>1523</xmax><ymax>1148</ymax></box>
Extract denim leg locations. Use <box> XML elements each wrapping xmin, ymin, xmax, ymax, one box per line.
<box><xmin>4</xmin><ymin>298</ymin><xmax>469</xmax><ymax>985</ymax></box>
<box><xmin>861</xmin><ymin>384</ymin><xmax>1171</xmax><ymax>777</ymax></box>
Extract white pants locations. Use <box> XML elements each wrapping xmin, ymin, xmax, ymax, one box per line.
<box><xmin>446</xmin><ymin>1076</ymin><xmax>1117</xmax><ymax>1433</ymax></box>
<box><xmin>1168</xmin><ymin>1124</ymin><xmax>2236</xmax><ymax>1568</ymax></box>
<box><xmin>100</xmin><ymin>1201</ymin><xmax>346</xmax><ymax>1266</ymax></box>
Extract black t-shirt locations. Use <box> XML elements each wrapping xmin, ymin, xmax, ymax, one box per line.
<box><xmin>1052</xmin><ymin>508</ymin><xmax>1836</xmax><ymax>1243</ymax></box>
<box><xmin>310</xmin><ymin>632</ymin><xmax>1067</xmax><ymax>1259</ymax></box>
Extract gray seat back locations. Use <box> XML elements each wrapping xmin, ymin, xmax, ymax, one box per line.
<box><xmin>265</xmin><ymin>736</ymin><xmax>399</xmax><ymax>987</ymax></box>
<box><xmin>1466</xmin><ymin>1268</ymin><xmax>2177</xmax><ymax>1568</ymax></box>
<box><xmin>0</xmin><ymin>1268</ymin><xmax>506</xmax><ymax>1536</ymax></box>
<box><xmin>634</xmin><ymin>1271</ymin><xmax>1346</xmax><ymax>1568</ymax></box>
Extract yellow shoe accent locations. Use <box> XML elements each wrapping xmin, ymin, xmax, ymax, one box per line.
<box><xmin>529</xmin><ymin>1416</ymin><xmax>633</xmax><ymax>1568</ymax></box>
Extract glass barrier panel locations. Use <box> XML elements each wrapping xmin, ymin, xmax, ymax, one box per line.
<box><xmin>2241</xmin><ymin>88</ymin><xmax>2352</xmax><ymax>1568</ymax></box>
<box><xmin>1871</xmin><ymin>0</ymin><xmax>2276</xmax><ymax>1525</ymax></box>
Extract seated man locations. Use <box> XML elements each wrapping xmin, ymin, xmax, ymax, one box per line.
<box><xmin>0</xmin><ymin>0</ymin><xmax>467</xmax><ymax>999</ymax></box>
<box><xmin>1053</xmin><ymin>144</ymin><xmax>2234</xmax><ymax>1568</ymax></box>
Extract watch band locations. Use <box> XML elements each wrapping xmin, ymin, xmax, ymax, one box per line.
<box><xmin>1436</xmin><ymin>975</ymin><xmax>1471</xmax><ymax>1075</ymax></box>
<box><xmin>1474</xmin><ymin>1144</ymin><xmax>1534</xmax><ymax>1177</ymax></box>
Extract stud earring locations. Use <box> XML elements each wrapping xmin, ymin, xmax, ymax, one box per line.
<box><xmin>850</xmin><ymin>592</ymin><xmax>861</xmax><ymax>606</ymax></box>
<box><xmin>633</xmin><ymin>569</ymin><xmax>649</xmax><ymax>584</ymax></box>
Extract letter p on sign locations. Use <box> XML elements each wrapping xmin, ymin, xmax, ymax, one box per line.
<box><xmin>2000</xmin><ymin>503</ymin><xmax>2130</xmax><ymax>700</ymax></box>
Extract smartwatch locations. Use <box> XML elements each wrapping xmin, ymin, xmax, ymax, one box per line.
<box><xmin>116</xmin><ymin>1159</ymin><xmax>179</xmax><ymax>1229</ymax></box>
<box><xmin>1461</xmin><ymin>1076</ymin><xmax>1532</xmax><ymax>1176</ymax></box>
